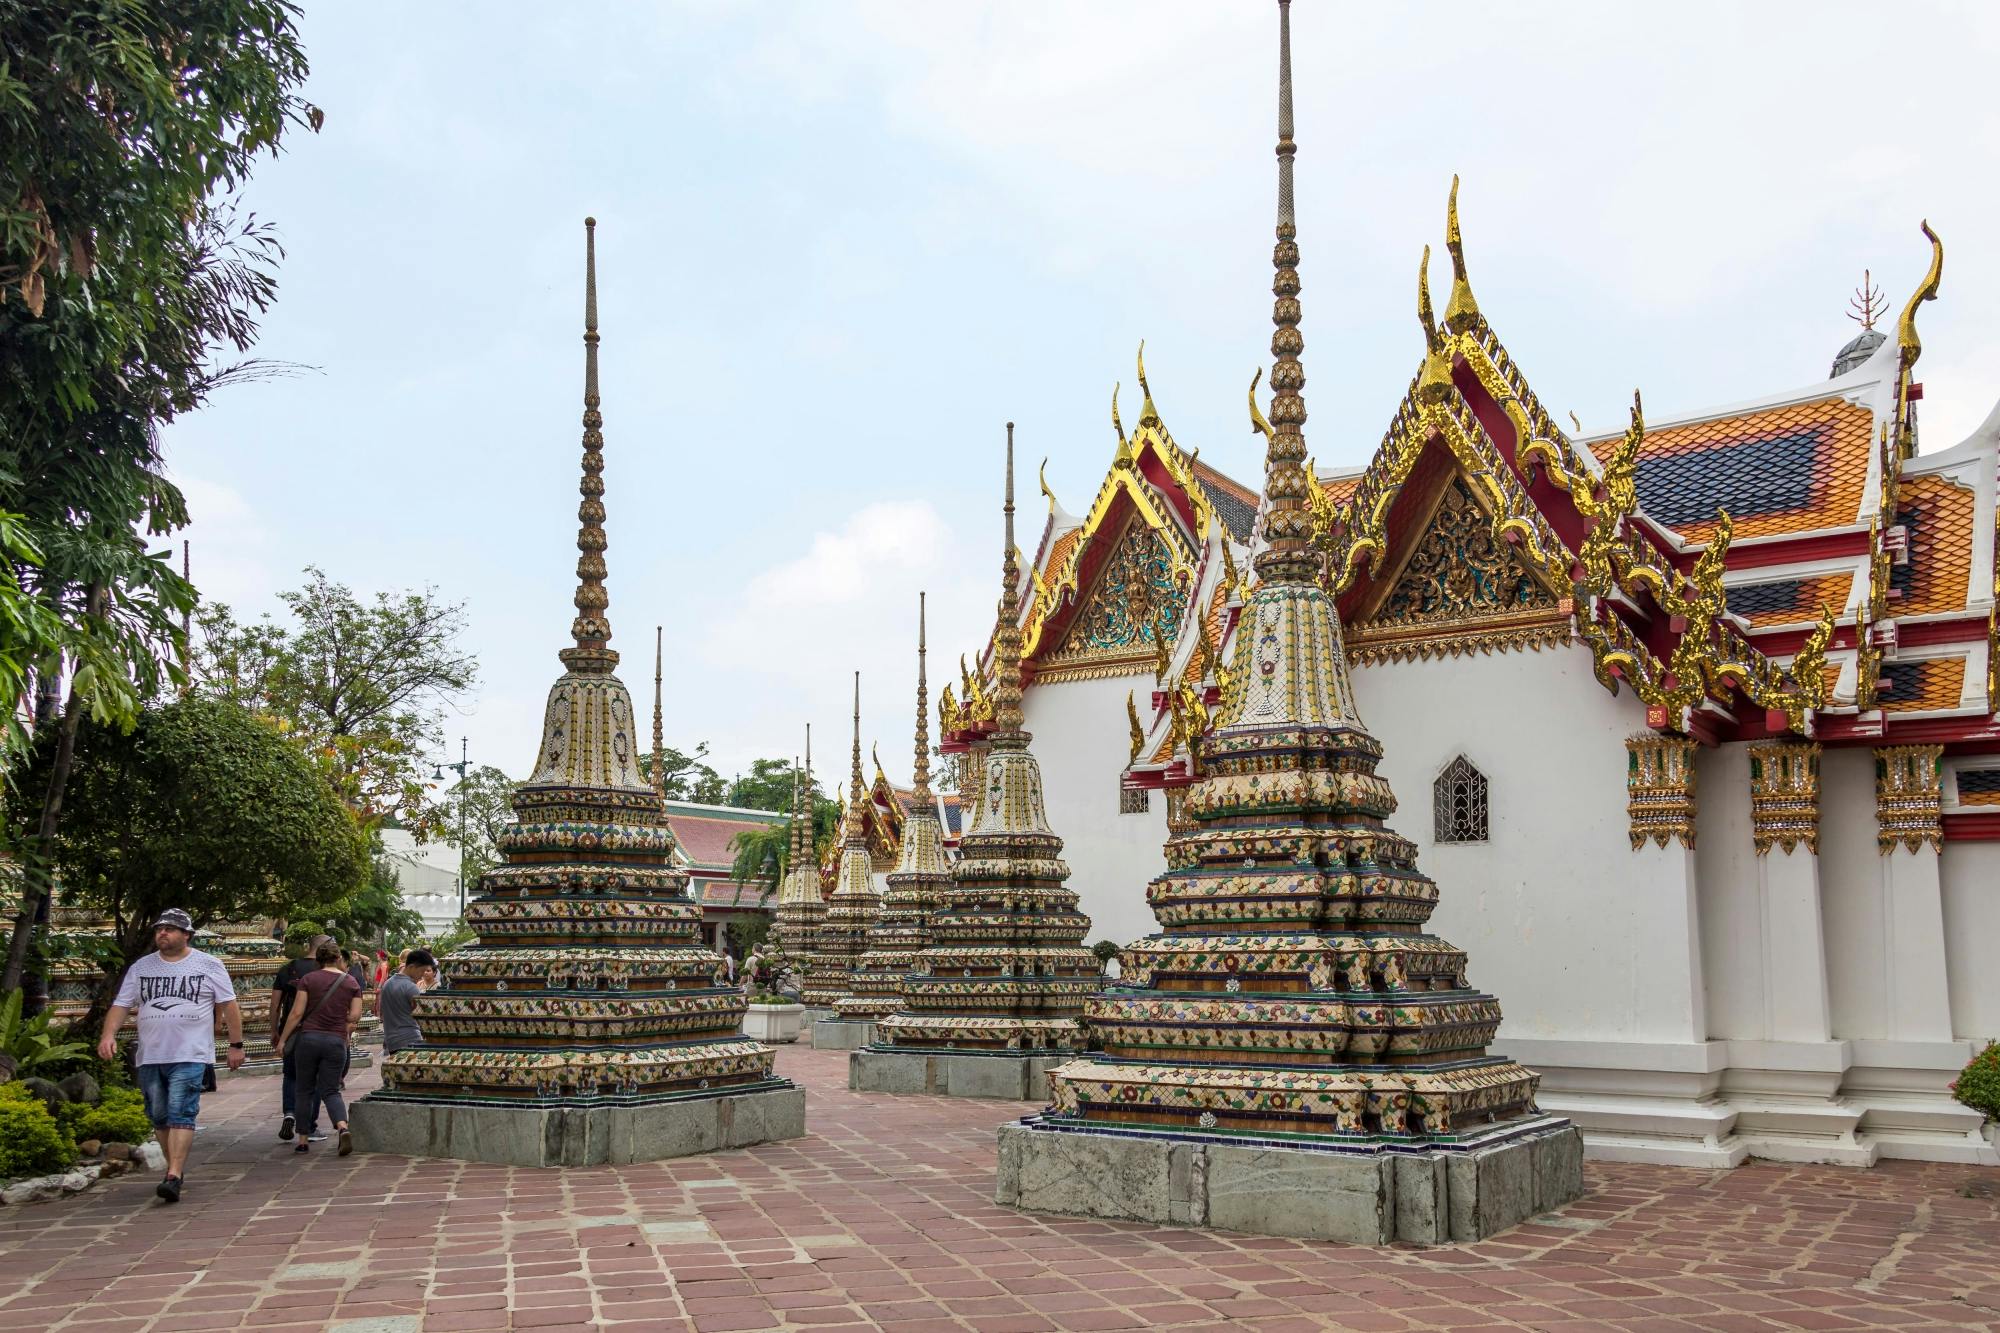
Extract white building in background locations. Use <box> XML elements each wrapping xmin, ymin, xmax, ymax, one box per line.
<box><xmin>377</xmin><ymin>827</ymin><xmax>462</xmax><ymax>938</ymax></box>
<box><xmin>933</xmin><ymin>229</ymin><xmax>1999</xmax><ymax>1169</ymax></box>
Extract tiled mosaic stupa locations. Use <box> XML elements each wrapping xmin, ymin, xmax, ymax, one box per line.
<box><xmin>836</xmin><ymin>594</ymin><xmax>953</xmax><ymax>1025</ymax></box>
<box><xmin>351</xmin><ymin>220</ymin><xmax>803</xmax><ymax>1166</ymax></box>
<box><xmin>856</xmin><ymin>430</ymin><xmax>1101</xmax><ymax>1101</ymax></box>
<box><xmin>771</xmin><ymin>727</ymin><xmax>825</xmax><ymax>963</ymax></box>
<box><xmin>999</xmin><ymin>3</ymin><xmax>1581</xmax><ymax>1243</ymax></box>
<box><xmin>804</xmin><ymin>677</ymin><xmax>880</xmax><ymax>1009</ymax></box>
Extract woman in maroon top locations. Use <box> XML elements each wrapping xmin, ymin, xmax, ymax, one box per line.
<box><xmin>274</xmin><ymin>941</ymin><xmax>363</xmax><ymax>1155</ymax></box>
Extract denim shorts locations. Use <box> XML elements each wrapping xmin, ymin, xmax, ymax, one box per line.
<box><xmin>136</xmin><ymin>1061</ymin><xmax>207</xmax><ymax>1130</ymax></box>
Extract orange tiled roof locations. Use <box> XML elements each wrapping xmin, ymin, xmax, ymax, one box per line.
<box><xmin>1318</xmin><ymin>473</ymin><xmax>1363</xmax><ymax>508</ymax></box>
<box><xmin>1587</xmin><ymin>396</ymin><xmax>1874</xmax><ymax>542</ymax></box>
<box><xmin>1880</xmin><ymin>657</ymin><xmax>1966</xmax><ymax>714</ymax></box>
<box><xmin>1039</xmin><ymin>525</ymin><xmax>1085</xmax><ymax>583</ymax></box>
<box><xmin>1958</xmin><ymin>767</ymin><xmax>2000</xmax><ymax>806</ymax></box>
<box><xmin>1894</xmin><ymin>474</ymin><xmax>1976</xmax><ymax>616</ymax></box>
<box><xmin>1724</xmin><ymin>572</ymin><xmax>1854</xmax><ymax>628</ymax></box>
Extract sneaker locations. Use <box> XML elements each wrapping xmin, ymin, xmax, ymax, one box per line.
<box><xmin>279</xmin><ymin>1114</ymin><xmax>296</xmax><ymax>1142</ymax></box>
<box><xmin>294</xmin><ymin>1142</ymin><xmax>308</xmax><ymax>1154</ymax></box>
<box><xmin>306</xmin><ymin>1131</ymin><xmax>328</xmax><ymax>1142</ymax></box>
<box><xmin>337</xmin><ymin>1129</ymin><xmax>353</xmax><ymax>1157</ymax></box>
<box><xmin>155</xmin><ymin>1175</ymin><xmax>182</xmax><ymax>1204</ymax></box>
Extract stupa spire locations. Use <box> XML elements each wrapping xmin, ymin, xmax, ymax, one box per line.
<box><xmin>992</xmin><ymin>423</ymin><xmax>1029</xmax><ymax>746</ymax></box>
<box><xmin>562</xmin><ymin>217</ymin><xmax>617</xmax><ymax>672</ymax></box>
<box><xmin>650</xmin><ymin>624</ymin><xmax>665</xmax><ymax>799</ymax></box>
<box><xmin>911</xmin><ymin>592</ymin><xmax>932</xmax><ymax>801</ymax></box>
<box><xmin>1256</xmin><ymin>0</ymin><xmax>1318</xmax><ymax>583</ymax></box>
<box><xmin>848</xmin><ymin>672</ymin><xmax>865</xmax><ymax>816</ymax></box>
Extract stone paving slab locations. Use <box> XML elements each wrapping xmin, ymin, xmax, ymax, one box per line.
<box><xmin>0</xmin><ymin>1045</ymin><xmax>1996</xmax><ymax>1331</ymax></box>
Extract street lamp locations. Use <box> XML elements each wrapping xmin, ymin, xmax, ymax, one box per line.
<box><xmin>433</xmin><ymin>736</ymin><xmax>473</xmax><ymax>918</ymax></box>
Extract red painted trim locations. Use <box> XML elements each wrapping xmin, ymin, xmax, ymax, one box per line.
<box><xmin>1753</xmin><ymin>625</ymin><xmax>1862</xmax><ymax>656</ymax></box>
<box><xmin>1944</xmin><ymin>811</ymin><xmax>2000</xmax><ymax>841</ymax></box>
<box><xmin>1724</xmin><ymin>530</ymin><xmax>1873</xmax><ymax>571</ymax></box>
<box><xmin>1896</xmin><ymin>617</ymin><xmax>1990</xmax><ymax>648</ymax></box>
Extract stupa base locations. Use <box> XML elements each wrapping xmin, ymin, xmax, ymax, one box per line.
<box><xmin>811</xmin><ymin>1018</ymin><xmax>875</xmax><ymax>1049</ymax></box>
<box><xmin>996</xmin><ymin>1115</ymin><xmax>1583</xmax><ymax>1246</ymax></box>
<box><xmin>850</xmin><ymin>1048</ymin><xmax>1072</xmax><ymax>1101</ymax></box>
<box><xmin>348</xmin><ymin>1084</ymin><xmax>805</xmax><ymax>1167</ymax></box>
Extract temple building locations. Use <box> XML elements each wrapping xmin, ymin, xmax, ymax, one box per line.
<box><xmin>350</xmin><ymin>219</ymin><xmax>802</xmax><ymax>1165</ymax></box>
<box><xmin>856</xmin><ymin>430</ymin><xmax>1103</xmax><ymax>1101</ymax></box>
<box><xmin>771</xmin><ymin>729</ymin><xmax>825</xmax><ymax>960</ymax></box>
<box><xmin>951</xmin><ymin>140</ymin><xmax>1998</xmax><ymax>1166</ymax></box>
<box><xmin>835</xmin><ymin>595</ymin><xmax>954</xmax><ymax>1035</ymax></box>
<box><xmin>804</xmin><ymin>678</ymin><xmax>881</xmax><ymax>1009</ymax></box>
<box><xmin>663</xmin><ymin>800</ymin><xmax>780</xmax><ymax>952</ymax></box>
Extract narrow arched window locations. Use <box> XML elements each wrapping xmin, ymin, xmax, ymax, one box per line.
<box><xmin>1433</xmin><ymin>755</ymin><xmax>1489</xmax><ymax>843</ymax></box>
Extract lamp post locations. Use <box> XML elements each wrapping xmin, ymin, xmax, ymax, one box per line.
<box><xmin>433</xmin><ymin>736</ymin><xmax>473</xmax><ymax>919</ymax></box>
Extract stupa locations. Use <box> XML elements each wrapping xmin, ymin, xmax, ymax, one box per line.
<box><xmin>770</xmin><ymin>726</ymin><xmax>825</xmax><ymax>964</ymax></box>
<box><xmin>350</xmin><ymin>219</ymin><xmax>803</xmax><ymax>1166</ymax></box>
<box><xmin>804</xmin><ymin>676</ymin><xmax>881</xmax><ymax>1021</ymax></box>
<box><xmin>996</xmin><ymin>2</ymin><xmax>1582</xmax><ymax>1244</ymax></box>
<box><xmin>832</xmin><ymin>594</ymin><xmax>952</xmax><ymax>1043</ymax></box>
<box><xmin>854</xmin><ymin>429</ymin><xmax>1102</xmax><ymax>1101</ymax></box>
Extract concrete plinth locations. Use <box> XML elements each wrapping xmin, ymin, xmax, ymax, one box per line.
<box><xmin>850</xmin><ymin>1049</ymin><xmax>1070</xmax><ymax>1101</ymax></box>
<box><xmin>811</xmin><ymin>1019</ymin><xmax>875</xmax><ymax>1050</ymax></box>
<box><xmin>995</xmin><ymin>1118</ymin><xmax>1584</xmax><ymax>1245</ymax></box>
<box><xmin>348</xmin><ymin>1085</ymin><xmax>805</xmax><ymax>1167</ymax></box>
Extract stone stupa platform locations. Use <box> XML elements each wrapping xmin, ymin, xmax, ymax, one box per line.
<box><xmin>850</xmin><ymin>1046</ymin><xmax>1070</xmax><ymax>1102</ymax></box>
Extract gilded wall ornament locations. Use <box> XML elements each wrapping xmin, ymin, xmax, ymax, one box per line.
<box><xmin>1874</xmin><ymin>743</ymin><xmax>1944</xmax><ymax>854</ymax></box>
<box><xmin>1747</xmin><ymin>740</ymin><xmax>1820</xmax><ymax>855</ymax></box>
<box><xmin>1626</xmin><ymin>734</ymin><xmax>1698</xmax><ymax>850</ymax></box>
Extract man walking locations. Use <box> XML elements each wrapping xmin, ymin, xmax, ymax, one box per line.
<box><xmin>271</xmin><ymin>934</ymin><xmax>333</xmax><ymax>1142</ymax></box>
<box><xmin>376</xmin><ymin>949</ymin><xmax>436</xmax><ymax>1055</ymax></box>
<box><xmin>97</xmin><ymin>909</ymin><xmax>244</xmax><ymax>1204</ymax></box>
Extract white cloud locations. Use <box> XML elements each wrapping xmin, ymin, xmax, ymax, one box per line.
<box><xmin>173</xmin><ymin>474</ymin><xmax>279</xmax><ymax>614</ymax></box>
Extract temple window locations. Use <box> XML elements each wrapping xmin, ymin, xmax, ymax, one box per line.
<box><xmin>1433</xmin><ymin>756</ymin><xmax>1488</xmax><ymax>843</ymax></box>
<box><xmin>1120</xmin><ymin>785</ymin><xmax>1151</xmax><ymax>815</ymax></box>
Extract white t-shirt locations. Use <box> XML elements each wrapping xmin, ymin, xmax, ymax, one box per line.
<box><xmin>112</xmin><ymin>948</ymin><xmax>237</xmax><ymax>1067</ymax></box>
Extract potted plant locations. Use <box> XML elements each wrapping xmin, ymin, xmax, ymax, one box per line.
<box><xmin>742</xmin><ymin>986</ymin><xmax>806</xmax><ymax>1043</ymax></box>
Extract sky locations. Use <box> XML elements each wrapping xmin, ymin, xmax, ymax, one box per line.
<box><xmin>166</xmin><ymin>0</ymin><xmax>2000</xmax><ymax>791</ymax></box>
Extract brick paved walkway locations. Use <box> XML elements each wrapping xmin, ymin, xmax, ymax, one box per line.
<box><xmin>2</xmin><ymin>1043</ymin><xmax>1998</xmax><ymax>1332</ymax></box>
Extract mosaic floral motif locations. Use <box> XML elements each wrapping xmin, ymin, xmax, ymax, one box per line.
<box><xmin>1050</xmin><ymin>521</ymin><xmax>1187</xmax><ymax>658</ymax></box>
<box><xmin>1378</xmin><ymin>477</ymin><xmax>1555</xmax><ymax>625</ymax></box>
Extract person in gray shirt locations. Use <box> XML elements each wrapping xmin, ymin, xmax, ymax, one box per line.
<box><xmin>377</xmin><ymin>949</ymin><xmax>437</xmax><ymax>1055</ymax></box>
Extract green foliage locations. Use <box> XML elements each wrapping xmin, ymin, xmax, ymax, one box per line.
<box><xmin>55</xmin><ymin>1087</ymin><xmax>151</xmax><ymax>1147</ymax></box>
<box><xmin>0</xmin><ymin>1083</ymin><xmax>78</xmax><ymax>1177</ymax></box>
<box><xmin>282</xmin><ymin>919</ymin><xmax>326</xmax><ymax>958</ymax></box>
<box><xmin>728</xmin><ymin>758</ymin><xmax>804</xmax><ymax>814</ymax></box>
<box><xmin>638</xmin><ymin>740</ymin><xmax>726</xmax><ymax>804</ymax></box>
<box><xmin>727</xmin><ymin>773</ymin><xmax>840</xmax><ymax>894</ymax></box>
<box><xmin>10</xmin><ymin>695</ymin><xmax>369</xmax><ymax>1029</ymax></box>
<box><xmin>1090</xmin><ymin>940</ymin><xmax>1123</xmax><ymax>965</ymax></box>
<box><xmin>190</xmin><ymin>570</ymin><xmax>477</xmax><ymax>829</ymax></box>
<box><xmin>428</xmin><ymin>918</ymin><xmax>476</xmax><ymax>956</ymax></box>
<box><xmin>725</xmin><ymin>917</ymin><xmax>770</xmax><ymax>959</ymax></box>
<box><xmin>314</xmin><ymin>839</ymin><xmax>424</xmax><ymax>948</ymax></box>
<box><xmin>0</xmin><ymin>988</ymin><xmax>87</xmax><ymax>1073</ymax></box>
<box><xmin>437</xmin><ymin>764</ymin><xmax>515</xmax><ymax>887</ymax></box>
<box><xmin>1953</xmin><ymin>1041</ymin><xmax>2000</xmax><ymax>1120</ymax></box>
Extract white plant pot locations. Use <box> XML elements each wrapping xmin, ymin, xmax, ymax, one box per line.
<box><xmin>742</xmin><ymin>1003</ymin><xmax>806</xmax><ymax>1043</ymax></box>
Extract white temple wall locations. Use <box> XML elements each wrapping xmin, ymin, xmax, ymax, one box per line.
<box><xmin>1693</xmin><ymin>744</ymin><xmax>1761</xmax><ymax>1042</ymax></box>
<box><xmin>1349</xmin><ymin>645</ymin><xmax>1700</xmax><ymax>1044</ymax></box>
<box><xmin>1819</xmin><ymin>748</ymin><xmax>1891</xmax><ymax>1040</ymax></box>
<box><xmin>1941</xmin><ymin>841</ymin><xmax>2000</xmax><ymax>1042</ymax></box>
<box><xmin>1020</xmin><ymin>671</ymin><xmax>1169</xmax><ymax>951</ymax></box>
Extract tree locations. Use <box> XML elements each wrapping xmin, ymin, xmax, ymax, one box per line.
<box><xmin>437</xmin><ymin>764</ymin><xmax>516</xmax><ymax>888</ymax></box>
<box><xmin>9</xmin><ymin>694</ymin><xmax>369</xmax><ymax>1036</ymax></box>
<box><xmin>638</xmin><ymin>740</ymin><xmax>725</xmax><ymax>803</ymax></box>
<box><xmin>728</xmin><ymin>758</ymin><xmax>803</xmax><ymax>814</ymax></box>
<box><xmin>0</xmin><ymin>0</ymin><xmax>320</xmax><ymax>996</ymax></box>
<box><xmin>727</xmin><ymin>771</ymin><xmax>841</xmax><ymax>901</ymax></box>
<box><xmin>319</xmin><ymin>844</ymin><xmax>426</xmax><ymax>951</ymax></box>
<box><xmin>192</xmin><ymin>569</ymin><xmax>478</xmax><ymax>830</ymax></box>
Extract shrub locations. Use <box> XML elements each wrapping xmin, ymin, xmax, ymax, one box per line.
<box><xmin>1952</xmin><ymin>1041</ymin><xmax>2000</xmax><ymax>1120</ymax></box>
<box><xmin>0</xmin><ymin>1083</ymin><xmax>80</xmax><ymax>1178</ymax></box>
<box><xmin>56</xmin><ymin>1088</ymin><xmax>153</xmax><ymax>1148</ymax></box>
<box><xmin>0</xmin><ymin>991</ymin><xmax>89</xmax><ymax>1075</ymax></box>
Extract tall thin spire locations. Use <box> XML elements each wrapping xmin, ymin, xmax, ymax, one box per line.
<box><xmin>1257</xmin><ymin>0</ymin><xmax>1317</xmax><ymax>584</ymax></box>
<box><xmin>799</xmin><ymin>724</ymin><xmax>813</xmax><ymax>864</ymax></box>
<box><xmin>911</xmin><ymin>592</ymin><xmax>932</xmax><ymax>800</ymax></box>
<box><xmin>787</xmin><ymin>753</ymin><xmax>802</xmax><ymax>867</ymax></box>
<box><xmin>992</xmin><ymin>423</ymin><xmax>1028</xmax><ymax>745</ymax></box>
<box><xmin>650</xmin><ymin>624</ymin><xmax>665</xmax><ymax>798</ymax></box>
<box><xmin>849</xmin><ymin>672</ymin><xmax>865</xmax><ymax>814</ymax></box>
<box><xmin>562</xmin><ymin>216</ymin><xmax>617</xmax><ymax>672</ymax></box>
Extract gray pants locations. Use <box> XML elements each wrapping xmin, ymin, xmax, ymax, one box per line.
<box><xmin>293</xmin><ymin>1031</ymin><xmax>348</xmax><ymax>1133</ymax></box>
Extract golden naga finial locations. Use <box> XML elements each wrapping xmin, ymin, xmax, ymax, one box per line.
<box><xmin>1110</xmin><ymin>382</ymin><xmax>1127</xmax><ymax>449</ymax></box>
<box><xmin>938</xmin><ymin>681</ymin><xmax>961</xmax><ymax>737</ymax></box>
<box><xmin>1791</xmin><ymin>602</ymin><xmax>1836</xmax><ymax>714</ymax></box>
<box><xmin>1568</xmin><ymin>410</ymin><xmax>1583</xmax><ymax>435</ymax></box>
<box><xmin>1246</xmin><ymin>367</ymin><xmax>1274</xmax><ymax>446</ymax></box>
<box><xmin>1444</xmin><ymin>175</ymin><xmax>1480</xmax><ymax>333</ymax></box>
<box><xmin>1152</xmin><ymin>610</ymin><xmax>1172</xmax><ymax>684</ymax></box>
<box><xmin>1038</xmin><ymin>457</ymin><xmax>1060</xmax><ymax>517</ymax></box>
<box><xmin>1896</xmin><ymin>221</ymin><xmax>1944</xmax><ymax>370</ymax></box>
<box><xmin>1126</xmin><ymin>688</ymin><xmax>1144</xmax><ymax>763</ymax></box>
<box><xmin>1416</xmin><ymin>244</ymin><xmax>1451</xmax><ymax>400</ymax></box>
<box><xmin>1848</xmin><ymin>269</ymin><xmax>1887</xmax><ymax>332</ymax></box>
<box><xmin>1195</xmin><ymin>621</ymin><xmax>1220</xmax><ymax>682</ymax></box>
<box><xmin>1136</xmin><ymin>339</ymin><xmax>1160</xmax><ymax>426</ymax></box>
<box><xmin>1574</xmin><ymin>389</ymin><xmax>1644</xmax><ymax>595</ymax></box>
<box><xmin>1220</xmin><ymin>536</ymin><xmax>1242</xmax><ymax>601</ymax></box>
